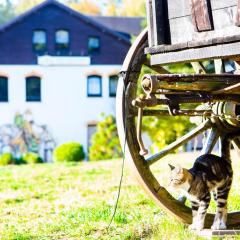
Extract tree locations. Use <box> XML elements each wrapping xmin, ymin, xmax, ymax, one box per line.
<box><xmin>143</xmin><ymin>116</ymin><xmax>194</xmax><ymax>152</ymax></box>
<box><xmin>89</xmin><ymin>114</ymin><xmax>122</xmax><ymax>161</ymax></box>
<box><xmin>103</xmin><ymin>0</ymin><xmax>146</xmax><ymax>17</ymax></box>
<box><xmin>120</xmin><ymin>0</ymin><xmax>145</xmax><ymax>17</ymax></box>
<box><xmin>69</xmin><ymin>0</ymin><xmax>101</xmax><ymax>15</ymax></box>
<box><xmin>103</xmin><ymin>0</ymin><xmax>121</xmax><ymax>16</ymax></box>
<box><xmin>105</xmin><ymin>0</ymin><xmax>118</xmax><ymax>16</ymax></box>
<box><xmin>15</xmin><ymin>0</ymin><xmax>44</xmax><ymax>14</ymax></box>
<box><xmin>0</xmin><ymin>2</ymin><xmax>15</xmax><ymax>25</ymax></box>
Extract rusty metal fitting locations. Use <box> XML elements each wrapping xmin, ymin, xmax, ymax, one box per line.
<box><xmin>132</xmin><ymin>93</ymin><xmax>158</xmax><ymax>108</ymax></box>
<box><xmin>141</xmin><ymin>74</ymin><xmax>159</xmax><ymax>95</ymax></box>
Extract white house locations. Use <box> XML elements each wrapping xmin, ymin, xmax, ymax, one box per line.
<box><xmin>0</xmin><ymin>0</ymin><xmax>142</xmax><ymax>160</ymax></box>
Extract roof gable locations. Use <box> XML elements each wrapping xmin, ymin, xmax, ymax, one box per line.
<box><xmin>0</xmin><ymin>0</ymin><xmax>130</xmax><ymax>44</ymax></box>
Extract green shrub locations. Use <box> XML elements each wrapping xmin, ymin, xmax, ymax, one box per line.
<box><xmin>21</xmin><ymin>152</ymin><xmax>43</xmax><ymax>164</ymax></box>
<box><xmin>0</xmin><ymin>153</ymin><xmax>14</xmax><ymax>165</ymax></box>
<box><xmin>53</xmin><ymin>142</ymin><xmax>85</xmax><ymax>162</ymax></box>
<box><xmin>89</xmin><ymin>114</ymin><xmax>122</xmax><ymax>161</ymax></box>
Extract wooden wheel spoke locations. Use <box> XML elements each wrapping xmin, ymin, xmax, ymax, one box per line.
<box><xmin>201</xmin><ymin>127</ymin><xmax>220</xmax><ymax>154</ymax></box>
<box><xmin>214</xmin><ymin>59</ymin><xmax>225</xmax><ymax>74</ymax></box>
<box><xmin>146</xmin><ymin>120</ymin><xmax>212</xmax><ymax>166</ymax></box>
<box><xmin>191</xmin><ymin>62</ymin><xmax>207</xmax><ymax>74</ymax></box>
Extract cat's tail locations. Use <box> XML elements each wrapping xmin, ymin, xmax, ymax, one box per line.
<box><xmin>221</xmin><ymin>130</ymin><xmax>240</xmax><ymax>163</ymax></box>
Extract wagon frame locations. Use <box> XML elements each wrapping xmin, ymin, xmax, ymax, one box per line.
<box><xmin>116</xmin><ymin>0</ymin><xmax>240</xmax><ymax>228</ymax></box>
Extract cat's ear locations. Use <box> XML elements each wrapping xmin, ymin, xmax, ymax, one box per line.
<box><xmin>168</xmin><ymin>164</ymin><xmax>175</xmax><ymax>170</ymax></box>
<box><xmin>176</xmin><ymin>165</ymin><xmax>183</xmax><ymax>174</ymax></box>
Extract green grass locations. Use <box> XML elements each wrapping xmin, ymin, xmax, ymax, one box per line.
<box><xmin>0</xmin><ymin>152</ymin><xmax>239</xmax><ymax>239</ymax></box>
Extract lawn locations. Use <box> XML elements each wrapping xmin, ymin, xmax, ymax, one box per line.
<box><xmin>0</xmin><ymin>152</ymin><xmax>240</xmax><ymax>239</ymax></box>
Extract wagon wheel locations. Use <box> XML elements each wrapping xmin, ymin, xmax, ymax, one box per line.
<box><xmin>116</xmin><ymin>28</ymin><xmax>240</xmax><ymax>228</ymax></box>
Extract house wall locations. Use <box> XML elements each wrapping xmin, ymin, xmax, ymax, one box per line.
<box><xmin>0</xmin><ymin>64</ymin><xmax>120</xmax><ymax>157</ymax></box>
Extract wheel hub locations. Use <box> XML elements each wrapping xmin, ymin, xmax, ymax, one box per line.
<box><xmin>212</xmin><ymin>102</ymin><xmax>240</xmax><ymax>131</ymax></box>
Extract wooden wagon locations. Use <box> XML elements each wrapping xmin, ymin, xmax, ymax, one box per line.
<box><xmin>116</xmin><ymin>0</ymin><xmax>240</xmax><ymax>228</ymax></box>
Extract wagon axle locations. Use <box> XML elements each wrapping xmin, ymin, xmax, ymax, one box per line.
<box><xmin>131</xmin><ymin>73</ymin><xmax>240</xmax><ymax>156</ymax></box>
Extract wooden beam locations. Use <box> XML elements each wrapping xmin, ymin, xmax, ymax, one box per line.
<box><xmin>190</xmin><ymin>0</ymin><xmax>214</xmax><ymax>32</ymax></box>
<box><xmin>150</xmin><ymin>41</ymin><xmax>240</xmax><ymax>65</ymax></box>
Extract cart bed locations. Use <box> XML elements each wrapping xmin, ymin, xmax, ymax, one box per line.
<box><xmin>146</xmin><ymin>0</ymin><xmax>240</xmax><ymax>65</ymax></box>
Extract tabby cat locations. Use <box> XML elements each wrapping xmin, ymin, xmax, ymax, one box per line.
<box><xmin>169</xmin><ymin>132</ymin><xmax>239</xmax><ymax>231</ymax></box>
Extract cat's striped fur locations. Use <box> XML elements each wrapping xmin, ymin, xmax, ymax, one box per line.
<box><xmin>169</xmin><ymin>132</ymin><xmax>239</xmax><ymax>231</ymax></box>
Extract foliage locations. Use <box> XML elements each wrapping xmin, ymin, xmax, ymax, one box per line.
<box><xmin>104</xmin><ymin>0</ymin><xmax>118</xmax><ymax>16</ymax></box>
<box><xmin>15</xmin><ymin>0</ymin><xmax>44</xmax><ymax>14</ymax></box>
<box><xmin>120</xmin><ymin>0</ymin><xmax>146</xmax><ymax>16</ymax></box>
<box><xmin>0</xmin><ymin>153</ymin><xmax>14</xmax><ymax>165</ymax></box>
<box><xmin>143</xmin><ymin>116</ymin><xmax>194</xmax><ymax>152</ymax></box>
<box><xmin>166</xmin><ymin>63</ymin><xmax>194</xmax><ymax>74</ymax></box>
<box><xmin>68</xmin><ymin>0</ymin><xmax>101</xmax><ymax>15</ymax></box>
<box><xmin>0</xmin><ymin>3</ymin><xmax>15</xmax><ymax>25</ymax></box>
<box><xmin>53</xmin><ymin>142</ymin><xmax>85</xmax><ymax>162</ymax></box>
<box><xmin>21</xmin><ymin>152</ymin><xmax>43</xmax><ymax>164</ymax></box>
<box><xmin>104</xmin><ymin>0</ymin><xmax>145</xmax><ymax>17</ymax></box>
<box><xmin>89</xmin><ymin>114</ymin><xmax>122</xmax><ymax>161</ymax></box>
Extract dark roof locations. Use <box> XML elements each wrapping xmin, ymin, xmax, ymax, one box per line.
<box><xmin>90</xmin><ymin>16</ymin><xmax>144</xmax><ymax>36</ymax></box>
<box><xmin>0</xmin><ymin>0</ymin><xmax>130</xmax><ymax>44</ymax></box>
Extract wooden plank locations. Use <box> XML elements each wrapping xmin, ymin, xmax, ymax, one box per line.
<box><xmin>147</xmin><ymin>1</ymin><xmax>238</xmax><ymax>47</ymax></box>
<box><xmin>213</xmin><ymin>83</ymin><xmax>240</xmax><ymax>94</ymax></box>
<box><xmin>146</xmin><ymin>0</ymin><xmax>154</xmax><ymax>47</ymax></box>
<box><xmin>145</xmin><ymin>34</ymin><xmax>240</xmax><ymax>55</ymax></box>
<box><xmin>150</xmin><ymin>41</ymin><xmax>240</xmax><ymax>65</ymax></box>
<box><xmin>236</xmin><ymin>0</ymin><xmax>240</xmax><ymax>26</ymax></box>
<box><xmin>190</xmin><ymin>0</ymin><xmax>214</xmax><ymax>31</ymax></box>
<box><xmin>211</xmin><ymin>0</ymin><xmax>237</xmax><ymax>10</ymax></box>
<box><xmin>168</xmin><ymin>6</ymin><xmax>239</xmax><ymax>45</ymax></box>
<box><xmin>146</xmin><ymin>0</ymin><xmax>170</xmax><ymax>47</ymax></box>
<box><xmin>168</xmin><ymin>0</ymin><xmax>236</xmax><ymax>19</ymax></box>
<box><xmin>168</xmin><ymin>0</ymin><xmax>191</xmax><ymax>19</ymax></box>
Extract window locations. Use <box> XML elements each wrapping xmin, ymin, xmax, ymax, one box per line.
<box><xmin>87</xmin><ymin>75</ymin><xmax>102</xmax><ymax>97</ymax></box>
<box><xmin>33</xmin><ymin>30</ymin><xmax>46</xmax><ymax>52</ymax></box>
<box><xmin>0</xmin><ymin>77</ymin><xmax>8</xmax><ymax>102</ymax></box>
<box><xmin>87</xmin><ymin>124</ymin><xmax>97</xmax><ymax>150</ymax></box>
<box><xmin>26</xmin><ymin>76</ymin><xmax>41</xmax><ymax>102</ymax></box>
<box><xmin>109</xmin><ymin>75</ymin><xmax>118</xmax><ymax>97</ymax></box>
<box><xmin>55</xmin><ymin>30</ymin><xmax>69</xmax><ymax>52</ymax></box>
<box><xmin>88</xmin><ymin>36</ymin><xmax>100</xmax><ymax>53</ymax></box>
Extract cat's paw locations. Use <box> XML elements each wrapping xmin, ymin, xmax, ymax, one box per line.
<box><xmin>188</xmin><ymin>224</ymin><xmax>196</xmax><ymax>230</ymax></box>
<box><xmin>195</xmin><ymin>223</ymin><xmax>204</xmax><ymax>231</ymax></box>
<box><xmin>189</xmin><ymin>223</ymin><xmax>204</xmax><ymax>231</ymax></box>
<box><xmin>211</xmin><ymin>220</ymin><xmax>227</xmax><ymax>230</ymax></box>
